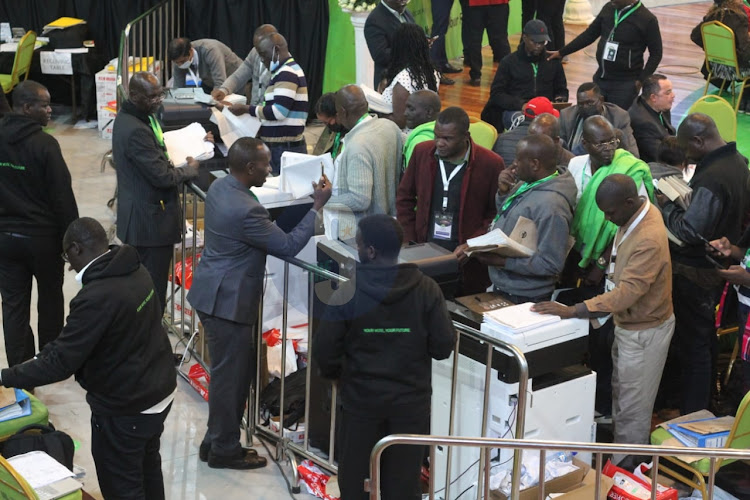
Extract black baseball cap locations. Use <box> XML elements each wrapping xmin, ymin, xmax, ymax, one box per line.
<box><xmin>523</xmin><ymin>19</ymin><xmax>551</xmax><ymax>43</ymax></box>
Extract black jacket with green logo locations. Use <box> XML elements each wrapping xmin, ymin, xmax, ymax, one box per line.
<box><xmin>314</xmin><ymin>263</ymin><xmax>455</xmax><ymax>414</ymax></box>
<box><xmin>0</xmin><ymin>114</ymin><xmax>78</xmax><ymax>238</ymax></box>
<box><xmin>2</xmin><ymin>245</ymin><xmax>177</xmax><ymax>416</ymax></box>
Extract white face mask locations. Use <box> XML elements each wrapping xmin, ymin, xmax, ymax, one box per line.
<box><xmin>178</xmin><ymin>57</ymin><xmax>192</xmax><ymax>70</ymax></box>
<box><xmin>269</xmin><ymin>47</ymin><xmax>280</xmax><ymax>72</ymax></box>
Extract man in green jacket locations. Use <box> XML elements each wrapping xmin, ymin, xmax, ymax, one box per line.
<box><xmin>403</xmin><ymin>90</ymin><xmax>441</xmax><ymax>169</ymax></box>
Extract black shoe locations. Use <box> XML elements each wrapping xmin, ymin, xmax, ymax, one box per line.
<box><xmin>440</xmin><ymin>75</ymin><xmax>455</xmax><ymax>85</ymax></box>
<box><xmin>463</xmin><ymin>58</ymin><xmax>470</xmax><ymax>67</ymax></box>
<box><xmin>208</xmin><ymin>449</ymin><xmax>267</xmax><ymax>470</ymax></box>
<box><xmin>440</xmin><ymin>64</ymin><xmax>462</xmax><ymax>74</ymax></box>
<box><xmin>200</xmin><ymin>443</ymin><xmax>258</xmax><ymax>462</ymax></box>
<box><xmin>469</xmin><ymin>78</ymin><xmax>481</xmax><ymax>87</ymax></box>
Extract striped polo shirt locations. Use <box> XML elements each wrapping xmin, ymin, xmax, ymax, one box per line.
<box><xmin>249</xmin><ymin>56</ymin><xmax>308</xmax><ymax>143</ymax></box>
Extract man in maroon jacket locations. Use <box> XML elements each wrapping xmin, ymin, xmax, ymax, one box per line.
<box><xmin>397</xmin><ymin>106</ymin><xmax>505</xmax><ymax>294</ymax></box>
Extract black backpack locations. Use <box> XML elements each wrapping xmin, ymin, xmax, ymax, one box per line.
<box><xmin>259</xmin><ymin>368</ymin><xmax>307</xmax><ymax>428</ymax></box>
<box><xmin>2</xmin><ymin>424</ymin><xmax>75</xmax><ymax>470</ymax></box>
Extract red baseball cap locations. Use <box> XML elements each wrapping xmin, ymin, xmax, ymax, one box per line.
<box><xmin>523</xmin><ymin>97</ymin><xmax>560</xmax><ymax>119</ymax></box>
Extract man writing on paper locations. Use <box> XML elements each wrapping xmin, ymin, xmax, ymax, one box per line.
<box><xmin>168</xmin><ymin>38</ymin><xmax>243</xmax><ymax>92</ymax></box>
<box><xmin>188</xmin><ymin>137</ymin><xmax>331</xmax><ymax>469</ymax></box>
<box><xmin>1</xmin><ymin>217</ymin><xmax>177</xmax><ymax>499</ymax></box>
<box><xmin>534</xmin><ymin>174</ymin><xmax>673</xmax><ymax>468</ymax></box>
<box><xmin>227</xmin><ymin>33</ymin><xmax>308</xmax><ymax>174</ymax></box>
<box><xmin>113</xmin><ymin>72</ymin><xmax>200</xmax><ymax>314</ymax></box>
<box><xmin>464</xmin><ymin>134</ymin><xmax>576</xmax><ymax>303</ymax></box>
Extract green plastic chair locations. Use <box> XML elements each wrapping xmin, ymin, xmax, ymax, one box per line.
<box><xmin>469</xmin><ymin>119</ymin><xmax>498</xmax><ymax>150</ymax></box>
<box><xmin>0</xmin><ymin>31</ymin><xmax>37</xmax><ymax>94</ymax></box>
<box><xmin>686</xmin><ymin>95</ymin><xmax>737</xmax><ymax>142</ymax></box>
<box><xmin>651</xmin><ymin>389</ymin><xmax>750</xmax><ymax>499</ymax></box>
<box><xmin>700</xmin><ymin>21</ymin><xmax>749</xmax><ymax>113</ymax></box>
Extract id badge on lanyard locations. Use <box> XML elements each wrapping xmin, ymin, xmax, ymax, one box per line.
<box><xmin>432</xmin><ymin>159</ymin><xmax>464</xmax><ymax>241</ymax></box>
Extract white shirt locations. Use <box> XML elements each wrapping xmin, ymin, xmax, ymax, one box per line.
<box><xmin>381</xmin><ymin>0</ymin><xmax>408</xmax><ymax>22</ymax></box>
<box><xmin>75</xmin><ymin>250</ymin><xmax>111</xmax><ymax>285</ymax></box>
<box><xmin>567</xmin><ymin>154</ymin><xmax>647</xmax><ymax>205</ymax></box>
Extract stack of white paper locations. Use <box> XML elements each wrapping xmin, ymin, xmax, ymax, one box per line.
<box><xmin>193</xmin><ymin>88</ymin><xmax>246</xmax><ymax>106</ymax></box>
<box><xmin>210</xmin><ymin>107</ymin><xmax>261</xmax><ymax>149</ymax></box>
<box><xmin>483</xmin><ymin>302</ymin><xmax>560</xmax><ymax>334</ymax></box>
<box><xmin>359</xmin><ymin>84</ymin><xmax>393</xmax><ymax>114</ymax></box>
<box><xmin>162</xmin><ymin>122</ymin><xmax>214</xmax><ymax>168</ymax></box>
<box><xmin>279</xmin><ymin>152</ymin><xmax>334</xmax><ymax>199</ymax></box>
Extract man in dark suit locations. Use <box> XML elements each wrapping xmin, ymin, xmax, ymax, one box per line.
<box><xmin>187</xmin><ymin>137</ymin><xmax>331</xmax><ymax>469</ymax></box>
<box><xmin>364</xmin><ymin>0</ymin><xmax>416</xmax><ymax>89</ymax></box>
<box><xmin>628</xmin><ymin>74</ymin><xmax>676</xmax><ymax>163</ymax></box>
<box><xmin>112</xmin><ymin>72</ymin><xmax>199</xmax><ymax>314</ymax></box>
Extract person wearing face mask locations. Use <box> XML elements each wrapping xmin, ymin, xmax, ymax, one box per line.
<box><xmin>188</xmin><ymin>137</ymin><xmax>331</xmax><ymax>469</ymax></box>
<box><xmin>559</xmin><ymin>82</ymin><xmax>639</xmax><ymax>157</ymax></box>
<box><xmin>0</xmin><ymin>217</ymin><xmax>177</xmax><ymax>499</ymax></box>
<box><xmin>168</xmin><ymin>37</ymin><xmax>242</xmax><ymax>92</ymax></box>
<box><xmin>548</xmin><ymin>0</ymin><xmax>663</xmax><ymax>111</ymax></box>
<box><xmin>227</xmin><ymin>33</ymin><xmax>308</xmax><ymax>175</ymax></box>
<box><xmin>112</xmin><ymin>72</ymin><xmax>200</xmax><ymax>314</ymax></box>
<box><xmin>0</xmin><ymin>80</ymin><xmax>78</xmax><ymax>368</ymax></box>
<box><xmin>480</xmin><ymin>20</ymin><xmax>568</xmax><ymax>133</ymax></box>
<box><xmin>313</xmin><ymin>92</ymin><xmax>346</xmax><ymax>158</ymax></box>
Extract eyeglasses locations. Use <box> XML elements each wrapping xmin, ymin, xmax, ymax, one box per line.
<box><xmin>144</xmin><ymin>90</ymin><xmax>168</xmax><ymax>103</ymax></box>
<box><xmin>589</xmin><ymin>138</ymin><xmax>619</xmax><ymax>151</ymax></box>
<box><xmin>61</xmin><ymin>243</ymin><xmax>77</xmax><ymax>263</ymax></box>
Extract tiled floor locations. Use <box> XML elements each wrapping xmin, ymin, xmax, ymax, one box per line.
<box><xmin>0</xmin><ymin>114</ymin><xmax>324</xmax><ymax>499</ymax></box>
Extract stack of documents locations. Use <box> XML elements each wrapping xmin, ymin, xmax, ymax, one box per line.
<box><xmin>0</xmin><ymin>387</ymin><xmax>31</xmax><ymax>422</ymax></box>
<box><xmin>193</xmin><ymin>88</ymin><xmax>246</xmax><ymax>106</ymax></box>
<box><xmin>162</xmin><ymin>122</ymin><xmax>214</xmax><ymax>168</ymax></box>
<box><xmin>483</xmin><ymin>302</ymin><xmax>561</xmax><ymax>334</ymax></box>
<box><xmin>653</xmin><ymin>176</ymin><xmax>692</xmax><ymax>211</ymax></box>
<box><xmin>359</xmin><ymin>84</ymin><xmax>393</xmax><ymax>114</ymax></box>
<box><xmin>43</xmin><ymin>17</ymin><xmax>86</xmax><ymax>34</ymax></box>
<box><xmin>8</xmin><ymin>451</ymin><xmax>82</xmax><ymax>500</ymax></box>
<box><xmin>667</xmin><ymin>416</ymin><xmax>733</xmax><ymax>448</ymax></box>
<box><xmin>210</xmin><ymin>107</ymin><xmax>261</xmax><ymax>149</ymax></box>
<box><xmin>465</xmin><ymin>216</ymin><xmax>537</xmax><ymax>258</ymax></box>
<box><xmin>279</xmin><ymin>152</ymin><xmax>334</xmax><ymax>199</ymax></box>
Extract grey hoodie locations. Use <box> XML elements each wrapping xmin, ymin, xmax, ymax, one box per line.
<box><xmin>489</xmin><ymin>170</ymin><xmax>578</xmax><ymax>298</ymax></box>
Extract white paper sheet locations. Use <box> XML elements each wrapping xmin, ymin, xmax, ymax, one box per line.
<box><xmin>162</xmin><ymin>122</ymin><xmax>214</xmax><ymax>168</ymax></box>
<box><xmin>279</xmin><ymin>152</ymin><xmax>334</xmax><ymax>199</ymax></box>
<box><xmin>210</xmin><ymin>107</ymin><xmax>260</xmax><ymax>149</ymax></box>
<box><xmin>7</xmin><ymin>451</ymin><xmax>74</xmax><ymax>489</ymax></box>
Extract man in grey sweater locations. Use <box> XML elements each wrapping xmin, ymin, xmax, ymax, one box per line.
<box><xmin>475</xmin><ymin>134</ymin><xmax>577</xmax><ymax>303</ymax></box>
<box><xmin>168</xmin><ymin>38</ymin><xmax>243</xmax><ymax>92</ymax></box>
<box><xmin>211</xmin><ymin>24</ymin><xmax>276</xmax><ymax>106</ymax></box>
<box><xmin>324</xmin><ymin>85</ymin><xmax>403</xmax><ymax>241</ymax></box>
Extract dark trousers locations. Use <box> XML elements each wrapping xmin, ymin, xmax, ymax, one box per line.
<box><xmin>430</xmin><ymin>0</ymin><xmax>455</xmax><ymax>68</ymax></box>
<box><xmin>198</xmin><ymin>311</ymin><xmax>256</xmax><ymax>457</ymax></box>
<box><xmin>91</xmin><ymin>404</ymin><xmax>171</xmax><ymax>500</ymax></box>
<box><xmin>521</xmin><ymin>0</ymin><xmax>567</xmax><ymax>51</ymax></box>
<box><xmin>269</xmin><ymin>140</ymin><xmax>308</xmax><ymax>176</ymax></box>
<box><xmin>594</xmin><ymin>76</ymin><xmax>639</xmax><ymax>111</ymax></box>
<box><xmin>338</xmin><ymin>405</ymin><xmax>429</xmax><ymax>500</ymax></box>
<box><xmin>672</xmin><ymin>273</ymin><xmax>723</xmax><ymax>414</ymax></box>
<box><xmin>460</xmin><ymin>1</ymin><xmax>510</xmax><ymax>80</ymax></box>
<box><xmin>134</xmin><ymin>245</ymin><xmax>173</xmax><ymax>315</ymax></box>
<box><xmin>0</xmin><ymin>232</ymin><xmax>64</xmax><ymax>367</ymax></box>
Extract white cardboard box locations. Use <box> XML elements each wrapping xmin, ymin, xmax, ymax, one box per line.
<box><xmin>97</xmin><ymin>108</ymin><xmax>116</xmax><ymax>140</ymax></box>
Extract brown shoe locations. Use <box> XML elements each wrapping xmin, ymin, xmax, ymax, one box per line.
<box><xmin>208</xmin><ymin>449</ymin><xmax>267</xmax><ymax>470</ymax></box>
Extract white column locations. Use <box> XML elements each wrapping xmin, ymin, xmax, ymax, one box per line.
<box><xmin>564</xmin><ymin>0</ymin><xmax>595</xmax><ymax>25</ymax></box>
<box><xmin>348</xmin><ymin>11</ymin><xmax>375</xmax><ymax>87</ymax></box>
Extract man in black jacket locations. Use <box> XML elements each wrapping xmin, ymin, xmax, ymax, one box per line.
<box><xmin>0</xmin><ymin>80</ymin><xmax>79</xmax><ymax>367</ymax></box>
<box><xmin>364</xmin><ymin>0</ymin><xmax>417</xmax><ymax>89</ymax></box>
<box><xmin>113</xmin><ymin>72</ymin><xmax>199</xmax><ymax>313</ymax></box>
<box><xmin>657</xmin><ymin>113</ymin><xmax>749</xmax><ymax>414</ymax></box>
<box><xmin>549</xmin><ymin>0</ymin><xmax>663</xmax><ymax>110</ymax></box>
<box><xmin>314</xmin><ymin>215</ymin><xmax>455</xmax><ymax>500</ymax></box>
<box><xmin>1</xmin><ymin>217</ymin><xmax>177</xmax><ymax>500</ymax></box>
<box><xmin>482</xmin><ymin>20</ymin><xmax>568</xmax><ymax>132</ymax></box>
<box><xmin>628</xmin><ymin>74</ymin><xmax>675</xmax><ymax>163</ymax></box>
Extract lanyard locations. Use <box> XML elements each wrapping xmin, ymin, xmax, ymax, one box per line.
<box><xmin>501</xmin><ymin>172</ymin><xmax>558</xmax><ymax>212</ymax></box>
<box><xmin>332</xmin><ymin>132</ymin><xmax>342</xmax><ymax>159</ymax></box>
<box><xmin>249</xmin><ymin>190</ymin><xmax>259</xmax><ymax>202</ymax></box>
<box><xmin>187</xmin><ymin>65</ymin><xmax>200</xmax><ymax>86</ymax></box>
<box><xmin>611</xmin><ymin>198</ymin><xmax>650</xmax><ymax>261</ymax></box>
<box><xmin>148</xmin><ymin>115</ymin><xmax>169</xmax><ymax>159</ymax></box>
<box><xmin>611</xmin><ymin>1</ymin><xmax>641</xmax><ymax>39</ymax></box>
<box><xmin>531</xmin><ymin>63</ymin><xmax>538</xmax><ymax>79</ymax></box>
<box><xmin>439</xmin><ymin>159</ymin><xmax>466</xmax><ymax>210</ymax></box>
<box><xmin>658</xmin><ymin>113</ymin><xmax>664</xmax><ymax>126</ymax></box>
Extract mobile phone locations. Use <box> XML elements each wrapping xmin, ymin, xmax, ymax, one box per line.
<box><xmin>705</xmin><ymin>254</ymin><xmax>730</xmax><ymax>270</ymax></box>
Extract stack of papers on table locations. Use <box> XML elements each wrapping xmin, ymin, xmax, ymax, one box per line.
<box><xmin>43</xmin><ymin>17</ymin><xmax>86</xmax><ymax>33</ymax></box>
<box><xmin>193</xmin><ymin>88</ymin><xmax>246</xmax><ymax>106</ymax></box>
<box><xmin>279</xmin><ymin>152</ymin><xmax>334</xmax><ymax>199</ymax></box>
<box><xmin>7</xmin><ymin>451</ymin><xmax>82</xmax><ymax>500</ymax></box>
<box><xmin>163</xmin><ymin>122</ymin><xmax>214</xmax><ymax>168</ymax></box>
<box><xmin>0</xmin><ymin>387</ymin><xmax>31</xmax><ymax>422</ymax></box>
<box><xmin>483</xmin><ymin>302</ymin><xmax>560</xmax><ymax>334</ymax></box>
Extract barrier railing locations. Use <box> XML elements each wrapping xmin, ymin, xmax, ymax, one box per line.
<box><xmin>116</xmin><ymin>0</ymin><xmax>184</xmax><ymax>105</ymax></box>
<box><xmin>367</xmin><ymin>434</ymin><xmax>750</xmax><ymax>500</ymax></box>
<box><xmin>170</xmin><ymin>180</ymin><xmax>531</xmax><ymax>494</ymax></box>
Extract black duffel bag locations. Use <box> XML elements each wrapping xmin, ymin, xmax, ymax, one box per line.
<box><xmin>2</xmin><ymin>423</ymin><xmax>75</xmax><ymax>470</ymax></box>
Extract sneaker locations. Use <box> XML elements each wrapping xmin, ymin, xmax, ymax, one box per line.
<box><xmin>208</xmin><ymin>449</ymin><xmax>267</xmax><ymax>470</ymax></box>
<box><xmin>200</xmin><ymin>442</ymin><xmax>258</xmax><ymax>462</ymax></box>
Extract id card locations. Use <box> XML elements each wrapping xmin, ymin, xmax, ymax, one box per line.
<box><xmin>605</xmin><ymin>278</ymin><xmax>616</xmax><ymax>293</ymax></box>
<box><xmin>433</xmin><ymin>212</ymin><xmax>454</xmax><ymax>240</ymax></box>
<box><xmin>604</xmin><ymin>41</ymin><xmax>619</xmax><ymax>62</ymax></box>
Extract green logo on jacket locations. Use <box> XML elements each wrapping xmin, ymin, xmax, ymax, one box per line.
<box><xmin>0</xmin><ymin>162</ymin><xmax>26</xmax><ymax>171</ymax></box>
<box><xmin>363</xmin><ymin>328</ymin><xmax>411</xmax><ymax>333</ymax></box>
<box><xmin>137</xmin><ymin>289</ymin><xmax>155</xmax><ymax>312</ymax></box>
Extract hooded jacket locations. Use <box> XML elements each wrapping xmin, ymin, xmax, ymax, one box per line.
<box><xmin>314</xmin><ymin>263</ymin><xmax>455</xmax><ymax>414</ymax></box>
<box><xmin>0</xmin><ymin>114</ymin><xmax>78</xmax><ymax>238</ymax></box>
<box><xmin>490</xmin><ymin>170</ymin><xmax>578</xmax><ymax>298</ymax></box>
<box><xmin>1</xmin><ymin>245</ymin><xmax>177</xmax><ymax>416</ymax></box>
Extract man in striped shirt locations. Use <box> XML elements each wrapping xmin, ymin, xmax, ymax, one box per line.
<box><xmin>229</xmin><ymin>33</ymin><xmax>308</xmax><ymax>174</ymax></box>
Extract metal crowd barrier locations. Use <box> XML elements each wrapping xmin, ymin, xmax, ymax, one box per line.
<box><xmin>116</xmin><ymin>0</ymin><xmax>185</xmax><ymax>104</ymax></box>
<box><xmin>368</xmin><ymin>435</ymin><xmax>750</xmax><ymax>500</ymax></box>
<box><xmin>169</xmin><ymin>181</ymin><xmax>531</xmax><ymax>495</ymax></box>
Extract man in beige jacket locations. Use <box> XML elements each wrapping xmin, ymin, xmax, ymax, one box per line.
<box><xmin>534</xmin><ymin>173</ymin><xmax>673</xmax><ymax>467</ymax></box>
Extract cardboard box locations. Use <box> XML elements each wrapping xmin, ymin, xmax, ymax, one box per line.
<box><xmin>269</xmin><ymin>417</ymin><xmax>305</xmax><ymax>444</ymax></box>
<box><xmin>97</xmin><ymin>108</ymin><xmax>116</xmax><ymax>140</ymax></box>
<box><xmin>492</xmin><ymin>457</ymin><xmax>613</xmax><ymax>500</ymax></box>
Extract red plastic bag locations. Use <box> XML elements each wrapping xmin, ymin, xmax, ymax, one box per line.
<box><xmin>262</xmin><ymin>328</ymin><xmax>300</xmax><ymax>351</ymax></box>
<box><xmin>603</xmin><ymin>460</ymin><xmax>678</xmax><ymax>500</ymax></box>
<box><xmin>187</xmin><ymin>363</ymin><xmax>210</xmax><ymax>401</ymax></box>
<box><xmin>297</xmin><ymin>460</ymin><xmax>339</xmax><ymax>500</ymax></box>
<box><xmin>172</xmin><ymin>254</ymin><xmax>199</xmax><ymax>289</ymax></box>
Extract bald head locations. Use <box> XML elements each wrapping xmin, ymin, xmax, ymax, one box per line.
<box><xmin>335</xmin><ymin>85</ymin><xmax>369</xmax><ymax>130</ymax></box>
<box><xmin>516</xmin><ymin>134</ymin><xmax>558</xmax><ymax>176</ymax></box>
<box><xmin>595</xmin><ymin>174</ymin><xmax>643</xmax><ymax>226</ymax></box>
<box><xmin>129</xmin><ymin>72</ymin><xmax>159</xmax><ymax>96</ymax></box>
<box><xmin>256</xmin><ymin>33</ymin><xmax>289</xmax><ymax>71</ymax></box>
<box><xmin>129</xmin><ymin>72</ymin><xmax>162</xmax><ymax>114</ymax></box>
<box><xmin>254</xmin><ymin>24</ymin><xmax>277</xmax><ymax>39</ymax></box>
<box><xmin>677</xmin><ymin>113</ymin><xmax>726</xmax><ymax>163</ymax></box>
<box><xmin>405</xmin><ymin>90</ymin><xmax>441</xmax><ymax>129</ymax></box>
<box><xmin>528</xmin><ymin>113</ymin><xmax>560</xmax><ymax>140</ymax></box>
<box><xmin>582</xmin><ymin>115</ymin><xmax>614</xmax><ymax>142</ymax></box>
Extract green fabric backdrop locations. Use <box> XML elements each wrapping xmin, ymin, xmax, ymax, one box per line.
<box><xmin>323</xmin><ymin>0</ymin><xmax>522</xmax><ymax>93</ymax></box>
